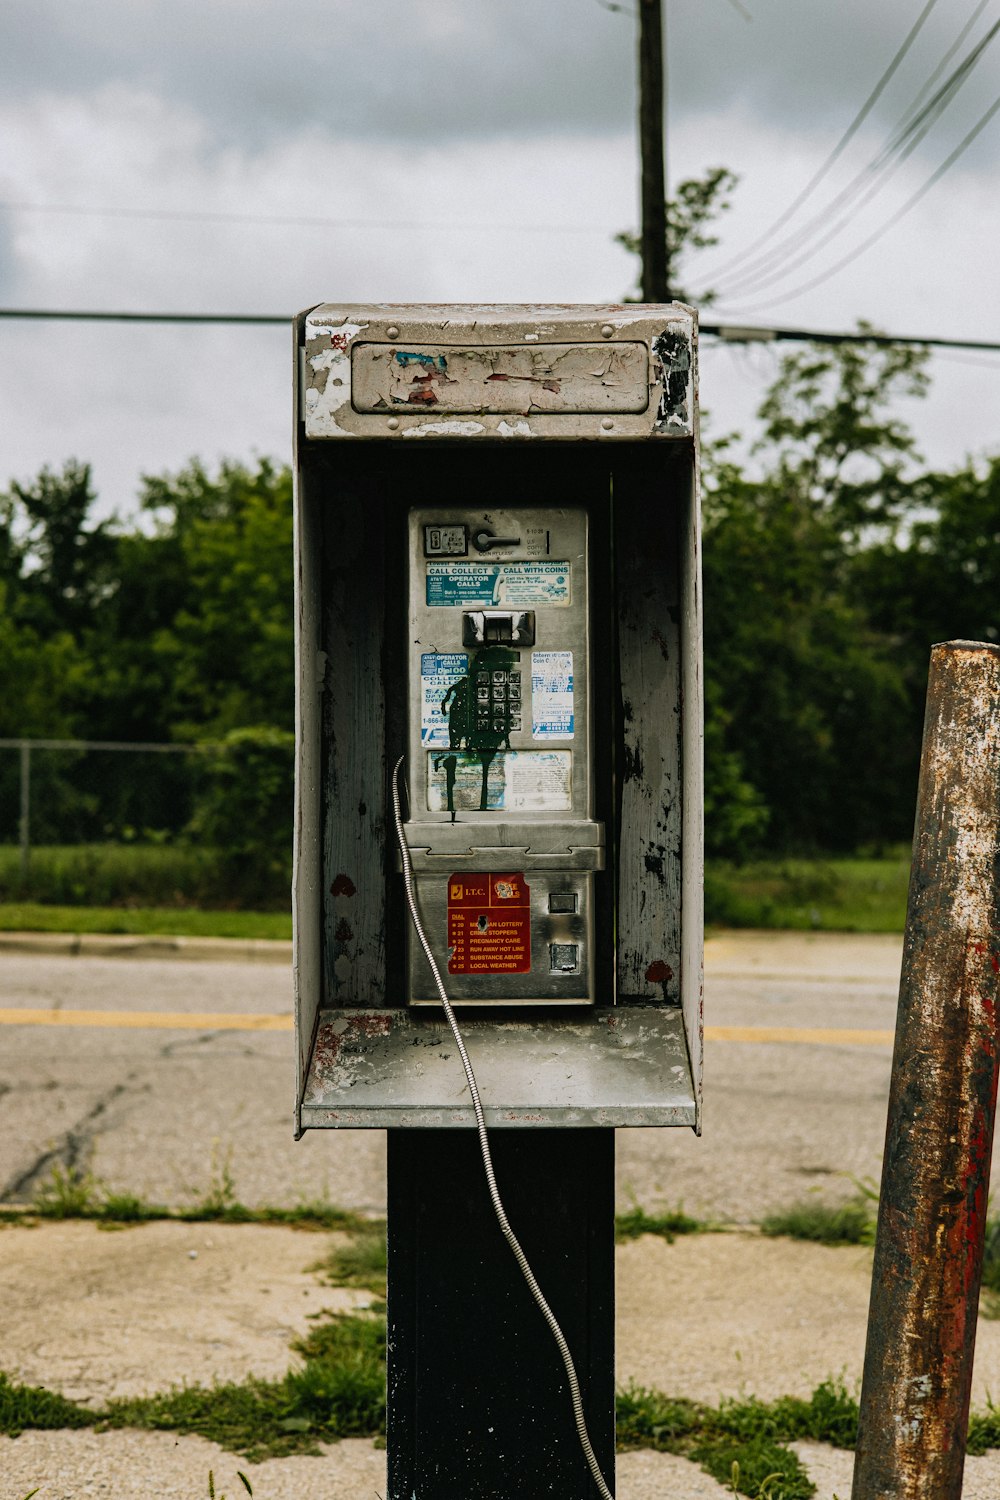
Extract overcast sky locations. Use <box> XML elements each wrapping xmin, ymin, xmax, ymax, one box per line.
<box><xmin>2</xmin><ymin>0</ymin><xmax>999</xmax><ymax>516</ymax></box>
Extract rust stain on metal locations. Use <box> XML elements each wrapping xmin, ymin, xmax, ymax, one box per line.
<box><xmin>651</xmin><ymin>626</ymin><xmax>671</xmax><ymax>663</ymax></box>
<box><xmin>310</xmin><ymin>1012</ymin><xmax>393</xmax><ymax>1074</ymax></box>
<box><xmin>330</xmin><ymin>873</ymin><xmax>356</xmax><ymax>897</ymax></box>
<box><xmin>853</xmin><ymin>641</ymin><xmax>1000</xmax><ymax>1500</ymax></box>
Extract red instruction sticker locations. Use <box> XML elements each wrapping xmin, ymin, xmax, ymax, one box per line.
<box><xmin>447</xmin><ymin>873</ymin><xmax>531</xmax><ymax>975</ymax></box>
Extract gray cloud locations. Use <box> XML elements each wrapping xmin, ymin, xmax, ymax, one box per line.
<box><xmin>2</xmin><ymin>0</ymin><xmax>997</xmax><ymax>167</ymax></box>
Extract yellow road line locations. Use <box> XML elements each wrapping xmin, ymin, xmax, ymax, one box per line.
<box><xmin>0</xmin><ymin>1008</ymin><xmax>293</xmax><ymax>1031</ymax></box>
<box><xmin>706</xmin><ymin>1024</ymin><xmax>894</xmax><ymax>1046</ymax></box>
<box><xmin>0</xmin><ymin>1010</ymin><xmax>894</xmax><ymax>1045</ymax></box>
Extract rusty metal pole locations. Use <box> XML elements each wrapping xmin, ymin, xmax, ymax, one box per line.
<box><xmin>853</xmin><ymin>641</ymin><xmax>1000</xmax><ymax>1500</ymax></box>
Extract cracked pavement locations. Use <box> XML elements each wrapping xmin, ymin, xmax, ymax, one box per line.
<box><xmin>0</xmin><ymin>932</ymin><xmax>935</xmax><ymax>1221</ymax></box>
<box><xmin>5</xmin><ymin>934</ymin><xmax>1000</xmax><ymax>1498</ymax></box>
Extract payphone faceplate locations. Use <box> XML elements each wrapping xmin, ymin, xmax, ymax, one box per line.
<box><xmin>405</xmin><ymin>506</ymin><xmax>602</xmax><ymax>1005</ymax></box>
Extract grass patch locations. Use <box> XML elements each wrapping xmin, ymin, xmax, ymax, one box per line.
<box><xmin>760</xmin><ymin>1195</ymin><xmax>876</xmax><ymax>1247</ymax></box>
<box><xmin>0</xmin><ymin>1372</ymin><xmax>95</xmax><ymax>1437</ymax></box>
<box><xmin>102</xmin><ymin>1310</ymin><xmax>386</xmax><ymax>1462</ymax></box>
<box><xmin>615</xmin><ymin>1205</ymin><xmax>707</xmax><ymax>1243</ymax></box>
<box><xmin>8</xmin><ymin>1162</ymin><xmax>368</xmax><ymax>1233</ymax></box>
<box><xmin>692</xmin><ymin>1435</ymin><xmax>813</xmax><ymax>1497</ymax></box>
<box><xmin>616</xmin><ymin>1379</ymin><xmax>859</xmax><ymax>1496</ymax></box>
<box><xmin>317</xmin><ymin>1224</ymin><xmax>387</xmax><ymax>1294</ymax></box>
<box><xmin>0</xmin><ymin>901</ymin><xmax>290</xmax><ymax>940</ymax></box>
<box><xmin>0</xmin><ymin>842</ymin><xmax>289</xmax><ymax>913</ymax></box>
<box><xmin>705</xmin><ymin>851</ymin><xmax>911</xmax><ymax>933</ymax></box>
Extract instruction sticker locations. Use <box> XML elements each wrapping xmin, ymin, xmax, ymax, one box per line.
<box><xmin>447</xmin><ymin>872</ymin><xmax>531</xmax><ymax>975</ymax></box>
<box><xmin>427</xmin><ymin>750</ymin><xmax>572</xmax><ymax>813</ymax></box>
<box><xmin>426</xmin><ymin>560</ymin><xmax>571</xmax><ymax>607</ymax></box>
<box><xmin>420</xmin><ymin>652</ymin><xmax>469</xmax><ymax>746</ymax></box>
<box><xmin>531</xmin><ymin>651</ymin><xmax>574</xmax><ymax>739</ymax></box>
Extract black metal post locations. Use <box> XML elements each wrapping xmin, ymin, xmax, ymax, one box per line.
<box><xmin>387</xmin><ymin>1127</ymin><xmax>615</xmax><ymax>1499</ymax></box>
<box><xmin>853</xmin><ymin>641</ymin><xmax>1000</xmax><ymax>1499</ymax></box>
<box><xmin>638</xmin><ymin>0</ymin><xmax>668</xmax><ymax>302</ymax></box>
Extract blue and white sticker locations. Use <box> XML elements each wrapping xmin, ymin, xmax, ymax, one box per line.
<box><xmin>426</xmin><ymin>560</ymin><xmax>571</xmax><ymax>607</ymax></box>
<box><xmin>531</xmin><ymin>651</ymin><xmax>574</xmax><ymax>739</ymax></box>
<box><xmin>420</xmin><ymin>652</ymin><xmax>469</xmax><ymax>746</ymax></box>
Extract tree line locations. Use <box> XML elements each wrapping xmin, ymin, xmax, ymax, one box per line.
<box><xmin>1</xmin><ymin>327</ymin><xmax>995</xmax><ymax>866</ymax></box>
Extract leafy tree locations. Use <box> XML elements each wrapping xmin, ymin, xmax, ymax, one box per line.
<box><xmin>858</xmin><ymin>454</ymin><xmax>1000</xmax><ymax>717</ymax></box>
<box><xmin>703</xmin><ymin>466</ymin><xmax>913</xmax><ymax>853</ymax></box>
<box><xmin>3</xmin><ymin>461</ymin><xmax>115</xmax><ymax>635</ymax></box>
<box><xmin>755</xmin><ymin>326</ymin><xmax>930</xmax><ymax>543</ymax></box>
<box><xmin>186</xmin><ymin>725</ymin><xmax>294</xmax><ymax>902</ymax></box>
<box><xmin>139</xmin><ymin>458</ymin><xmax>294</xmax><ymax>738</ymax></box>
<box><xmin>617</xmin><ymin>166</ymin><xmax>737</xmax><ymax>304</ymax></box>
<box><xmin>702</xmin><ymin>327</ymin><xmax>931</xmax><ymax>854</ymax></box>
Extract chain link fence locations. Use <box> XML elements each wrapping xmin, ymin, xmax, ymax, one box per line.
<box><xmin>0</xmin><ymin>732</ymin><xmax>293</xmax><ymax>908</ymax></box>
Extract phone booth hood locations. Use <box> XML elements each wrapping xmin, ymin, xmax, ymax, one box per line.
<box><xmin>293</xmin><ymin>303</ymin><xmax>703</xmax><ymax>1135</ymax></box>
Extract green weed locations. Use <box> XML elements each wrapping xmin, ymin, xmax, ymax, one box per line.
<box><xmin>615</xmin><ymin>1381</ymin><xmax>857</xmax><ymax>1495</ymax></box>
<box><xmin>760</xmin><ymin>1195</ymin><xmax>875</xmax><ymax>1247</ymax></box>
<box><xmin>22</xmin><ymin>1162</ymin><xmax>369</xmax><ymax>1232</ymax></box>
<box><xmin>32</xmin><ymin>1163</ymin><xmax>100</xmax><ymax>1218</ymax></box>
<box><xmin>0</xmin><ymin>1372</ymin><xmax>94</xmax><ymax>1437</ymax></box>
<box><xmin>614</xmin><ymin>1383</ymin><xmax>704</xmax><ymax>1449</ymax></box>
<box><xmin>695</xmin><ymin>1436</ymin><xmax>813</xmax><ymax>1498</ymax></box>
<box><xmin>318</xmin><ymin>1225</ymin><xmax>387</xmax><ymax>1294</ymax></box>
<box><xmin>207</xmin><ymin>1472</ymin><xmax>253</xmax><ymax>1499</ymax></box>
<box><xmin>102</xmin><ymin>1310</ymin><xmax>386</xmax><ymax>1461</ymax></box>
<box><xmin>614</xmin><ymin>1205</ymin><xmax>706</xmax><ymax>1243</ymax></box>
<box><xmin>98</xmin><ymin>1191</ymin><xmax>166</xmax><ymax>1223</ymax></box>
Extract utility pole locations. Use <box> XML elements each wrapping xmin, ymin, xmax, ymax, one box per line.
<box><xmin>638</xmin><ymin>0</ymin><xmax>669</xmax><ymax>301</ymax></box>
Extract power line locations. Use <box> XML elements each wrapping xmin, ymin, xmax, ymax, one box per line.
<box><xmin>719</xmin><ymin>86</ymin><xmax>1000</xmax><ymax>312</ymax></box>
<box><xmin>0</xmin><ymin>200</ymin><xmax>611</xmax><ymax>237</ymax></box>
<box><xmin>700</xmin><ymin>322</ymin><xmax>1000</xmax><ymax>352</ymax></box>
<box><xmin>712</xmin><ymin>14</ymin><xmax>1000</xmax><ymax>298</ymax></box>
<box><xmin>3</xmin><ymin>303</ymin><xmax>1000</xmax><ymax>356</ymax></box>
<box><xmin>704</xmin><ymin>0</ymin><xmax>942</xmax><ymax>281</ymax></box>
<box><xmin>896</xmin><ymin>0</ymin><xmax>993</xmax><ymax>132</ymax></box>
<box><xmin>0</xmin><ymin>307</ymin><xmax>288</xmax><ymax>325</ymax></box>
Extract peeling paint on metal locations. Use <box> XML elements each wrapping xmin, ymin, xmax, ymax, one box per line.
<box><xmin>652</xmin><ymin>325</ymin><xmax>693</xmax><ymax>434</ymax></box>
<box><xmin>305</xmin><ymin>320</ymin><xmax>368</xmax><ymax>436</ymax></box>
<box><xmin>401</xmin><ymin>419</ymin><xmax>487</xmax><ymax>438</ymax></box>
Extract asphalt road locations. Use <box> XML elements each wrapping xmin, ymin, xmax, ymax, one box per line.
<box><xmin>0</xmin><ymin>931</ymin><xmax>925</xmax><ymax>1222</ymax></box>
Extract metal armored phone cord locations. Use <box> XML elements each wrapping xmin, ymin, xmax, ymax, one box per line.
<box><xmin>391</xmin><ymin>757</ymin><xmax>615</xmax><ymax>1500</ymax></box>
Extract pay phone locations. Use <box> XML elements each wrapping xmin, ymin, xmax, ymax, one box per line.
<box><xmin>292</xmin><ymin>301</ymin><xmax>702</xmax><ymax>1134</ymax></box>
<box><xmin>293</xmin><ymin>302</ymin><xmax>703</xmax><ymax>1500</ymax></box>
<box><xmin>405</xmin><ymin>505</ymin><xmax>602</xmax><ymax>1005</ymax></box>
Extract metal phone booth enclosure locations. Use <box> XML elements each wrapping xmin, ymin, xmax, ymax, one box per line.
<box><xmin>293</xmin><ymin>303</ymin><xmax>702</xmax><ymax>1499</ymax></box>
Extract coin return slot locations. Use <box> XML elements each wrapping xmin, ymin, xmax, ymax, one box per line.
<box><xmin>462</xmin><ymin>610</ymin><xmax>535</xmax><ymax>647</ymax></box>
<box><xmin>549</xmin><ymin>943</ymin><xmax>580</xmax><ymax>973</ymax></box>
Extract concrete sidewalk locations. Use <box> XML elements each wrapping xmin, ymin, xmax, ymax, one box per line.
<box><xmin>0</xmin><ymin>924</ymin><xmax>906</xmax><ymax>975</ymax></box>
<box><xmin>0</xmin><ymin>929</ymin><xmax>293</xmax><ymax>963</ymax></box>
<box><xmin>3</xmin><ymin>1218</ymin><xmax>1000</xmax><ymax>1498</ymax></box>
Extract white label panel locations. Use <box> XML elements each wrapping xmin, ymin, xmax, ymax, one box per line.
<box><xmin>532</xmin><ymin>651</ymin><xmax>574</xmax><ymax>739</ymax></box>
<box><xmin>427</xmin><ymin>750</ymin><xmax>572</xmax><ymax>813</ymax></box>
